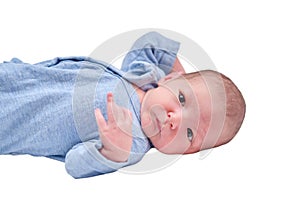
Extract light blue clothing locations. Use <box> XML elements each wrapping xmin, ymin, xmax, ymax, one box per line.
<box><xmin>0</xmin><ymin>32</ymin><xmax>180</xmax><ymax>178</ymax></box>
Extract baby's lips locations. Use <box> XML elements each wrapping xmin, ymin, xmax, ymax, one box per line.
<box><xmin>141</xmin><ymin>112</ymin><xmax>159</xmax><ymax>138</ymax></box>
<box><xmin>151</xmin><ymin>104</ymin><xmax>166</xmax><ymax>123</ymax></box>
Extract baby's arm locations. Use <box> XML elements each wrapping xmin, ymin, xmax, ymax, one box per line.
<box><xmin>65</xmin><ymin>139</ymin><xmax>133</xmax><ymax>178</ymax></box>
<box><xmin>121</xmin><ymin>32</ymin><xmax>182</xmax><ymax>90</ymax></box>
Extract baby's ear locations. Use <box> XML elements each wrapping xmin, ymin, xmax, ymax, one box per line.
<box><xmin>158</xmin><ymin>71</ymin><xmax>183</xmax><ymax>85</ymax></box>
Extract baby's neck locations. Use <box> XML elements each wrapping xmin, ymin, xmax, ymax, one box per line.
<box><xmin>133</xmin><ymin>84</ymin><xmax>146</xmax><ymax>104</ymax></box>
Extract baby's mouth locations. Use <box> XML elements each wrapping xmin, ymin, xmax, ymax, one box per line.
<box><xmin>152</xmin><ymin>109</ymin><xmax>167</xmax><ymax>133</ymax></box>
<box><xmin>143</xmin><ymin>104</ymin><xmax>167</xmax><ymax>137</ymax></box>
<box><xmin>155</xmin><ymin>117</ymin><xmax>162</xmax><ymax>132</ymax></box>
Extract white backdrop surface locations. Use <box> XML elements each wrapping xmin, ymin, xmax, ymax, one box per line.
<box><xmin>0</xmin><ymin>0</ymin><xmax>299</xmax><ymax>199</ymax></box>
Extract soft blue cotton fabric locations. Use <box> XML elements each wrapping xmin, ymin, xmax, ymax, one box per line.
<box><xmin>0</xmin><ymin>32</ymin><xmax>180</xmax><ymax>178</ymax></box>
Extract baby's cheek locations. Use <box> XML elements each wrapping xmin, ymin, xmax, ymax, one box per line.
<box><xmin>141</xmin><ymin>112</ymin><xmax>151</xmax><ymax>128</ymax></box>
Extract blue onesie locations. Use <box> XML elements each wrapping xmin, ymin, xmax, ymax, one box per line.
<box><xmin>0</xmin><ymin>32</ymin><xmax>180</xmax><ymax>178</ymax></box>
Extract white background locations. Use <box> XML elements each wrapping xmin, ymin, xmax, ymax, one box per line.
<box><xmin>1</xmin><ymin>0</ymin><xmax>299</xmax><ymax>199</ymax></box>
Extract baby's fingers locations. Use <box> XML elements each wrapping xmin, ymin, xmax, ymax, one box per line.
<box><xmin>106</xmin><ymin>93</ymin><xmax>116</xmax><ymax>125</ymax></box>
<box><xmin>95</xmin><ymin>108</ymin><xmax>108</xmax><ymax>132</ymax></box>
<box><xmin>106</xmin><ymin>92</ymin><xmax>132</xmax><ymax>131</ymax></box>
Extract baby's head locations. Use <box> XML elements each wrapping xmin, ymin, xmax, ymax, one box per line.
<box><xmin>140</xmin><ymin>70</ymin><xmax>245</xmax><ymax>154</ymax></box>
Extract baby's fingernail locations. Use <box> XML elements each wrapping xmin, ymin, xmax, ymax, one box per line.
<box><xmin>107</xmin><ymin>93</ymin><xmax>113</xmax><ymax>101</ymax></box>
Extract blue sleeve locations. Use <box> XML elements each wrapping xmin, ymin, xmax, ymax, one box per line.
<box><xmin>121</xmin><ymin>32</ymin><xmax>180</xmax><ymax>91</ymax></box>
<box><xmin>65</xmin><ymin>139</ymin><xmax>146</xmax><ymax>178</ymax></box>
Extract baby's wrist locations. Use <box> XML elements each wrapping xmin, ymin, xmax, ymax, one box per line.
<box><xmin>98</xmin><ymin>147</ymin><xmax>129</xmax><ymax>163</ymax></box>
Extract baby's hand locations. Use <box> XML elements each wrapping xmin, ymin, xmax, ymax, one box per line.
<box><xmin>94</xmin><ymin>93</ymin><xmax>133</xmax><ymax>162</ymax></box>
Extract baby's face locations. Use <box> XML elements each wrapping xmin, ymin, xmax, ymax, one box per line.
<box><xmin>141</xmin><ymin>73</ymin><xmax>209</xmax><ymax>154</ymax></box>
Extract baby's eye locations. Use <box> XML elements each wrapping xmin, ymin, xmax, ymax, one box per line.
<box><xmin>178</xmin><ymin>91</ymin><xmax>185</xmax><ymax>106</ymax></box>
<box><xmin>187</xmin><ymin>128</ymin><xmax>193</xmax><ymax>142</ymax></box>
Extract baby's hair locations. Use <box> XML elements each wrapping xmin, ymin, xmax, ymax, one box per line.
<box><xmin>183</xmin><ymin>70</ymin><xmax>246</xmax><ymax>148</ymax></box>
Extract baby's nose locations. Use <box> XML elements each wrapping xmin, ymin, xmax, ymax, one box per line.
<box><xmin>167</xmin><ymin>112</ymin><xmax>179</xmax><ymax>130</ymax></box>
